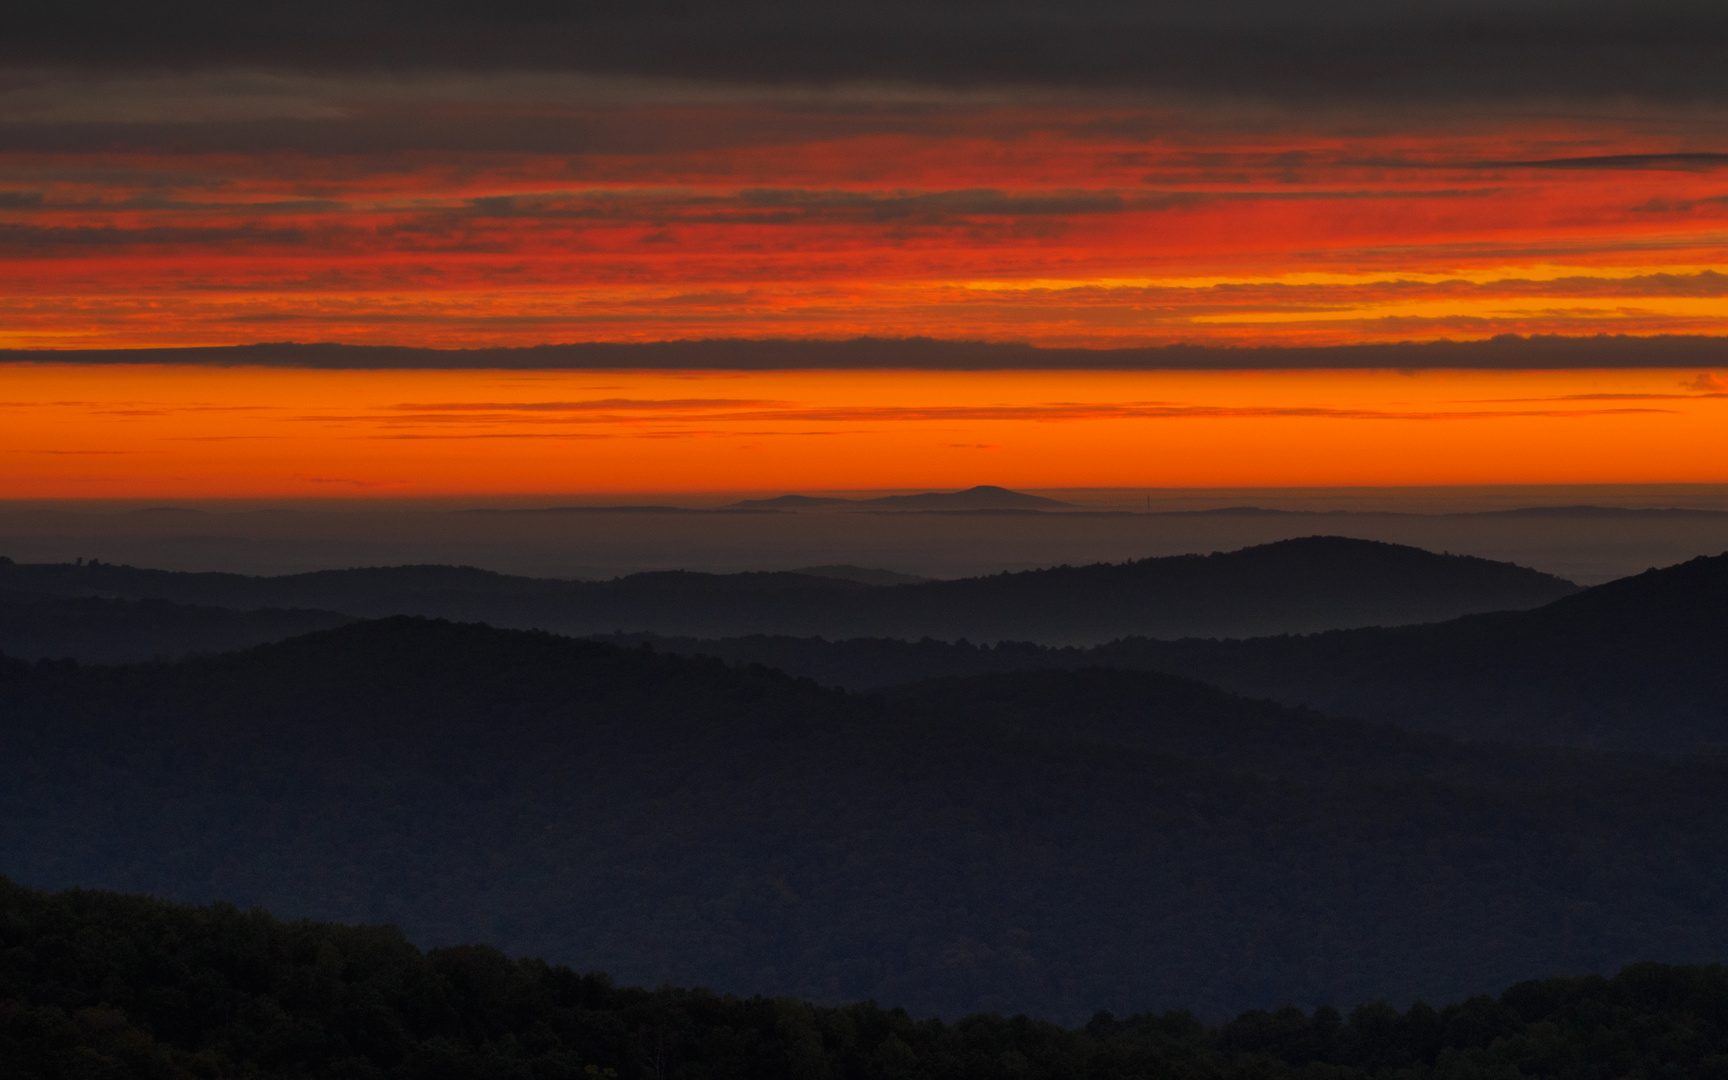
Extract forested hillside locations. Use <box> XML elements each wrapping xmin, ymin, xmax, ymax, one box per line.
<box><xmin>0</xmin><ymin>588</ymin><xmax>351</xmax><ymax>662</ymax></box>
<box><xmin>621</xmin><ymin>550</ymin><xmax>1728</xmax><ymax>751</ymax></box>
<box><xmin>5</xmin><ymin>878</ymin><xmax>1728</xmax><ymax>1079</ymax></box>
<box><xmin>0</xmin><ymin>536</ymin><xmax>1577</xmax><ymax>645</ymax></box>
<box><xmin>1078</xmin><ymin>550</ymin><xmax>1728</xmax><ymax>750</ymax></box>
<box><xmin>4</xmin><ymin>618</ymin><xmax>1726</xmax><ymax>1021</ymax></box>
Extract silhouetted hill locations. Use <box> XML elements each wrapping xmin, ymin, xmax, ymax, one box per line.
<box><xmin>1055</xmin><ymin>551</ymin><xmax>1728</xmax><ymax>751</ymax></box>
<box><xmin>725</xmin><ymin>493</ymin><xmax>856</xmax><ymax>508</ymax></box>
<box><xmin>0</xmin><ymin>536</ymin><xmax>1578</xmax><ymax>645</ymax></box>
<box><xmin>591</xmin><ymin>629</ymin><xmax>1069</xmax><ymax>687</ymax></box>
<box><xmin>727</xmin><ymin>484</ymin><xmax>1073</xmax><ymax>510</ymax></box>
<box><xmin>4</xmin><ymin>617</ymin><xmax>1727</xmax><ymax>1022</ymax></box>
<box><xmin>1475</xmin><ymin>504</ymin><xmax>1728</xmax><ymax>519</ymax></box>
<box><xmin>861</xmin><ymin>485</ymin><xmax>1074</xmax><ymax>510</ymax></box>
<box><xmin>0</xmin><ymin>588</ymin><xmax>352</xmax><ymax>663</ymax></box>
<box><xmin>1084</xmin><ymin>550</ymin><xmax>1728</xmax><ymax>752</ymax></box>
<box><xmin>6</xmin><ymin>878</ymin><xmax>1728</xmax><ymax>1080</ymax></box>
<box><xmin>625</xmin><ymin>551</ymin><xmax>1728</xmax><ymax>751</ymax></box>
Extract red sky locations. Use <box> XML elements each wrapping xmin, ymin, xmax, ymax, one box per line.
<box><xmin>4</xmin><ymin>75</ymin><xmax>1728</xmax><ymax>350</ymax></box>
<box><xmin>4</xmin><ymin>71</ymin><xmax>1728</xmax><ymax>493</ymax></box>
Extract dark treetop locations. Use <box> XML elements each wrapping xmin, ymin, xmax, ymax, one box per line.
<box><xmin>5</xmin><ymin>876</ymin><xmax>1728</xmax><ymax>1079</ymax></box>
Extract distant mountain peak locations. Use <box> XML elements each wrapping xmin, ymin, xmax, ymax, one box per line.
<box><xmin>864</xmin><ymin>487</ymin><xmax>1072</xmax><ymax>510</ymax></box>
<box><xmin>726</xmin><ymin>486</ymin><xmax>1071</xmax><ymax>511</ymax></box>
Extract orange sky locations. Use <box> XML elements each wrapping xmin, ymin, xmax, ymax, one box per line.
<box><xmin>6</xmin><ymin>76</ymin><xmax>1728</xmax><ymax>494</ymax></box>
<box><xmin>5</xmin><ymin>79</ymin><xmax>1728</xmax><ymax>349</ymax></box>
<box><xmin>4</xmin><ymin>364</ymin><xmax>1725</xmax><ymax>496</ymax></box>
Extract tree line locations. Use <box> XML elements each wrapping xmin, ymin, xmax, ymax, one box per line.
<box><xmin>5</xmin><ymin>877</ymin><xmax>1727</xmax><ymax>1079</ymax></box>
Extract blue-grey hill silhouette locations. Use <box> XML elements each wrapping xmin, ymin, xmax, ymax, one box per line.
<box><xmin>4</xmin><ymin>616</ymin><xmax>1728</xmax><ymax>1023</ymax></box>
<box><xmin>623</xmin><ymin>550</ymin><xmax>1728</xmax><ymax>751</ymax></box>
<box><xmin>0</xmin><ymin>535</ymin><xmax>1577</xmax><ymax>649</ymax></box>
<box><xmin>726</xmin><ymin>484</ymin><xmax>1073</xmax><ymax>511</ymax></box>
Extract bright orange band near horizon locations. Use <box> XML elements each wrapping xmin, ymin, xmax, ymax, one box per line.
<box><xmin>4</xmin><ymin>365</ymin><xmax>1725</xmax><ymax>496</ymax></box>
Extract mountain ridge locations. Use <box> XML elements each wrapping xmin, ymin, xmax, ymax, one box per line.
<box><xmin>0</xmin><ymin>535</ymin><xmax>1580</xmax><ymax>646</ymax></box>
<box><xmin>726</xmin><ymin>484</ymin><xmax>1074</xmax><ymax>510</ymax></box>
<box><xmin>618</xmin><ymin>550</ymin><xmax>1728</xmax><ymax>751</ymax></box>
<box><xmin>4</xmin><ymin>616</ymin><xmax>1728</xmax><ymax>1020</ymax></box>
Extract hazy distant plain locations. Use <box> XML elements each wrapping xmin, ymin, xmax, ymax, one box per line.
<box><xmin>6</xmin><ymin>485</ymin><xmax>1728</xmax><ymax>585</ymax></box>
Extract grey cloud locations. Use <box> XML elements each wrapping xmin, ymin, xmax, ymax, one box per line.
<box><xmin>444</xmin><ymin>187</ymin><xmax>1459</xmax><ymax>229</ymax></box>
<box><xmin>1195</xmin><ymin>271</ymin><xmax>1728</xmax><ymax>300</ymax></box>
<box><xmin>1482</xmin><ymin>153</ymin><xmax>1728</xmax><ymax>170</ymax></box>
<box><xmin>0</xmin><ymin>222</ymin><xmax>308</xmax><ymax>252</ymax></box>
<box><xmin>0</xmin><ymin>107</ymin><xmax>1705</xmax><ymax>168</ymax></box>
<box><xmin>8</xmin><ymin>0</ymin><xmax>1728</xmax><ymax>103</ymax></box>
<box><xmin>1629</xmin><ymin>196</ymin><xmax>1728</xmax><ymax>213</ymax></box>
<box><xmin>0</xmin><ymin>193</ymin><xmax>350</xmax><ymax>213</ymax></box>
<box><xmin>0</xmin><ymin>108</ymin><xmax>983</xmax><ymax>157</ymax></box>
<box><xmin>429</xmin><ymin>188</ymin><xmax>1134</xmax><ymax>229</ymax></box>
<box><xmin>105</xmin><ymin>195</ymin><xmax>350</xmax><ymax>213</ymax></box>
<box><xmin>735</xmin><ymin>189</ymin><xmax>1128</xmax><ymax>219</ymax></box>
<box><xmin>7</xmin><ymin>334</ymin><xmax>1728</xmax><ymax>370</ymax></box>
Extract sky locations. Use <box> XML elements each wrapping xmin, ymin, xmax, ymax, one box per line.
<box><xmin>3</xmin><ymin>0</ymin><xmax>1727</xmax><ymax>494</ymax></box>
<box><xmin>7</xmin><ymin>366</ymin><xmax>1725</xmax><ymax>496</ymax></box>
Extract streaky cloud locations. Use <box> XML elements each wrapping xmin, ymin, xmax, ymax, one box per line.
<box><xmin>1481</xmin><ymin>152</ymin><xmax>1728</xmax><ymax>171</ymax></box>
<box><xmin>6</xmin><ymin>334</ymin><xmax>1728</xmax><ymax>370</ymax></box>
<box><xmin>10</xmin><ymin>0</ymin><xmax>1728</xmax><ymax>104</ymax></box>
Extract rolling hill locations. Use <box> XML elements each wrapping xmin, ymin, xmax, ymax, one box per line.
<box><xmin>726</xmin><ymin>484</ymin><xmax>1074</xmax><ymax>510</ymax></box>
<box><xmin>0</xmin><ymin>535</ymin><xmax>1578</xmax><ymax>646</ymax></box>
<box><xmin>0</xmin><ymin>588</ymin><xmax>351</xmax><ymax>663</ymax></box>
<box><xmin>622</xmin><ymin>550</ymin><xmax>1728</xmax><ymax>751</ymax></box>
<box><xmin>4</xmin><ymin>616</ymin><xmax>1726</xmax><ymax>1022</ymax></box>
<box><xmin>1080</xmin><ymin>550</ymin><xmax>1728</xmax><ymax>751</ymax></box>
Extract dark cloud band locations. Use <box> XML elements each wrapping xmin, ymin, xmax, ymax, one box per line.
<box><xmin>6</xmin><ymin>335</ymin><xmax>1727</xmax><ymax>370</ymax></box>
<box><xmin>10</xmin><ymin>1</ymin><xmax>1728</xmax><ymax>102</ymax></box>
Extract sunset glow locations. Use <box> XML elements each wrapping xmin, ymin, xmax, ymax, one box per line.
<box><xmin>5</xmin><ymin>364</ymin><xmax>1725</xmax><ymax>496</ymax></box>
<box><xmin>6</xmin><ymin>75</ymin><xmax>1728</xmax><ymax>350</ymax></box>
<box><xmin>16</xmin><ymin>3</ymin><xmax>1728</xmax><ymax>1061</ymax></box>
<box><xmin>7</xmin><ymin>34</ymin><xmax>1728</xmax><ymax>499</ymax></box>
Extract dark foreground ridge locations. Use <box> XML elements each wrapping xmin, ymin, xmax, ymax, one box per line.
<box><xmin>0</xmin><ymin>535</ymin><xmax>1579</xmax><ymax>647</ymax></box>
<box><xmin>5</xmin><ymin>617</ymin><xmax>1728</xmax><ymax>1021</ymax></box>
<box><xmin>625</xmin><ymin>550</ymin><xmax>1728</xmax><ymax>751</ymax></box>
<box><xmin>4</xmin><ymin>877</ymin><xmax>1727</xmax><ymax>1080</ymax></box>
